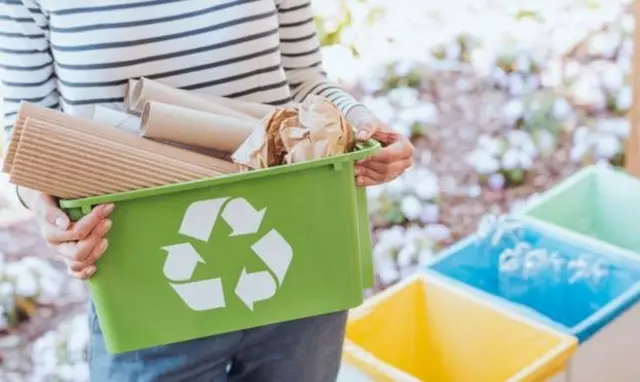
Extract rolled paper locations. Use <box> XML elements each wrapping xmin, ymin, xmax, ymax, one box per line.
<box><xmin>131</xmin><ymin>77</ymin><xmax>275</xmax><ymax>120</ymax></box>
<box><xmin>92</xmin><ymin>105</ymin><xmax>142</xmax><ymax>135</ymax></box>
<box><xmin>194</xmin><ymin>91</ymin><xmax>276</xmax><ymax>120</ymax></box>
<box><xmin>3</xmin><ymin>102</ymin><xmax>239</xmax><ymax>175</ymax></box>
<box><xmin>131</xmin><ymin>78</ymin><xmax>257</xmax><ymax>122</ymax></box>
<box><xmin>141</xmin><ymin>101</ymin><xmax>258</xmax><ymax>153</ymax></box>
<box><xmin>123</xmin><ymin>78</ymin><xmax>138</xmax><ymax>113</ymax></box>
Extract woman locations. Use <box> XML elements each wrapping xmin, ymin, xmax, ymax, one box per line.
<box><xmin>0</xmin><ymin>1</ymin><xmax>413</xmax><ymax>381</ymax></box>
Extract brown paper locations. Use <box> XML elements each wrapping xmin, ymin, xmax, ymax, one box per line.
<box><xmin>92</xmin><ymin>105</ymin><xmax>142</xmax><ymax>135</ymax></box>
<box><xmin>231</xmin><ymin>96</ymin><xmax>355</xmax><ymax>170</ymax></box>
<box><xmin>4</xmin><ymin>102</ymin><xmax>239</xmax><ymax>174</ymax></box>
<box><xmin>141</xmin><ymin>101</ymin><xmax>258</xmax><ymax>153</ymax></box>
<box><xmin>131</xmin><ymin>78</ymin><xmax>257</xmax><ymax>122</ymax></box>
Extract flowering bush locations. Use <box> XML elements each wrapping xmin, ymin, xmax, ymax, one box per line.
<box><xmin>367</xmin><ymin>166</ymin><xmax>440</xmax><ymax>226</ymax></box>
<box><xmin>373</xmin><ymin>224</ymin><xmax>451</xmax><ymax>287</ymax></box>
<box><xmin>31</xmin><ymin>314</ymin><xmax>90</xmax><ymax>382</ymax></box>
<box><xmin>0</xmin><ymin>253</ymin><xmax>64</xmax><ymax>331</ymax></box>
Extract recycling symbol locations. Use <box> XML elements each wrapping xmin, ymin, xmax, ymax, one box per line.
<box><xmin>162</xmin><ymin>197</ymin><xmax>293</xmax><ymax>311</ymax></box>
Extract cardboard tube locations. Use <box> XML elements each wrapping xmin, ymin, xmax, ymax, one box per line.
<box><xmin>131</xmin><ymin>78</ymin><xmax>258</xmax><ymax>121</ymax></box>
<box><xmin>141</xmin><ymin>101</ymin><xmax>258</xmax><ymax>153</ymax></box>
<box><xmin>124</xmin><ymin>78</ymin><xmax>138</xmax><ymax>113</ymax></box>
<box><xmin>92</xmin><ymin>105</ymin><xmax>142</xmax><ymax>135</ymax></box>
<box><xmin>4</xmin><ymin>103</ymin><xmax>238</xmax><ymax>174</ymax></box>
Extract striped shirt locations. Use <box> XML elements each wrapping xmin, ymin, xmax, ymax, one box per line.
<box><xmin>0</xmin><ymin>0</ymin><xmax>361</xmax><ymax>150</ymax></box>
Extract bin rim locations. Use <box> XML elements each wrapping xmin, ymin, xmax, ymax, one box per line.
<box><xmin>427</xmin><ymin>222</ymin><xmax>640</xmax><ymax>342</ymax></box>
<box><xmin>347</xmin><ymin>272</ymin><xmax>576</xmax><ymax>382</ymax></box>
<box><xmin>59</xmin><ymin>140</ymin><xmax>379</xmax><ymax>209</ymax></box>
<box><xmin>515</xmin><ymin>163</ymin><xmax>640</xmax><ymax>264</ymax></box>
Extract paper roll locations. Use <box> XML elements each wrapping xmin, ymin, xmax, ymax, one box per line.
<box><xmin>131</xmin><ymin>78</ymin><xmax>257</xmax><ymax>122</ymax></box>
<box><xmin>4</xmin><ymin>102</ymin><xmax>238</xmax><ymax>174</ymax></box>
<box><xmin>124</xmin><ymin>78</ymin><xmax>138</xmax><ymax>113</ymax></box>
<box><xmin>92</xmin><ymin>105</ymin><xmax>142</xmax><ymax>135</ymax></box>
<box><xmin>141</xmin><ymin>101</ymin><xmax>258</xmax><ymax>153</ymax></box>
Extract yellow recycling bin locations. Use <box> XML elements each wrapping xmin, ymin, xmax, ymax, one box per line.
<box><xmin>343</xmin><ymin>273</ymin><xmax>577</xmax><ymax>382</ymax></box>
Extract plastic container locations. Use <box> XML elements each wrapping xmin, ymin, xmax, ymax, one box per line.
<box><xmin>428</xmin><ymin>222</ymin><xmax>640</xmax><ymax>381</ymax></box>
<box><xmin>60</xmin><ymin>142</ymin><xmax>377</xmax><ymax>354</ymax></box>
<box><xmin>343</xmin><ymin>273</ymin><xmax>577</xmax><ymax>382</ymax></box>
<box><xmin>519</xmin><ymin>164</ymin><xmax>640</xmax><ymax>256</ymax></box>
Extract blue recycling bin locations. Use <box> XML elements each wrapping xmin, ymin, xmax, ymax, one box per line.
<box><xmin>427</xmin><ymin>223</ymin><xmax>640</xmax><ymax>342</ymax></box>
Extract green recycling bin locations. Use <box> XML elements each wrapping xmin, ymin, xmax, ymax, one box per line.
<box><xmin>60</xmin><ymin>143</ymin><xmax>377</xmax><ymax>354</ymax></box>
<box><xmin>519</xmin><ymin>164</ymin><xmax>640</xmax><ymax>256</ymax></box>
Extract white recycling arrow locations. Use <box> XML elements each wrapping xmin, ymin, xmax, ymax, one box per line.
<box><xmin>251</xmin><ymin>229</ymin><xmax>292</xmax><ymax>285</ymax></box>
<box><xmin>162</xmin><ymin>243</ymin><xmax>205</xmax><ymax>282</ymax></box>
<box><xmin>170</xmin><ymin>278</ymin><xmax>226</xmax><ymax>311</ymax></box>
<box><xmin>221</xmin><ymin>198</ymin><xmax>266</xmax><ymax>236</ymax></box>
<box><xmin>180</xmin><ymin>198</ymin><xmax>229</xmax><ymax>241</ymax></box>
<box><xmin>234</xmin><ymin>269</ymin><xmax>277</xmax><ymax>311</ymax></box>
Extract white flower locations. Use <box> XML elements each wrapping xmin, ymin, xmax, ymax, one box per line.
<box><xmin>397</xmin><ymin>243</ymin><xmax>418</xmax><ymax>268</ymax></box>
<box><xmin>424</xmin><ymin>224</ymin><xmax>451</xmax><ymax>242</ymax></box>
<box><xmin>377</xmin><ymin>257</ymin><xmax>400</xmax><ymax>285</ymax></box>
<box><xmin>478</xmin><ymin>135</ymin><xmax>504</xmax><ymax>156</ymax></box>
<box><xmin>535</xmin><ymin>130</ymin><xmax>557</xmax><ymax>154</ymax></box>
<box><xmin>602</xmin><ymin>65</ymin><xmax>624</xmax><ymax>93</ymax></box>
<box><xmin>594</xmin><ymin>134</ymin><xmax>621</xmax><ymax>159</ymax></box>
<box><xmin>387</xmin><ymin>87</ymin><xmax>420</xmax><ymax>108</ymax></box>
<box><xmin>362</xmin><ymin>96</ymin><xmax>395</xmax><ymax>125</ymax></box>
<box><xmin>414</xmin><ymin>175</ymin><xmax>440</xmax><ymax>201</ymax></box>
<box><xmin>501</xmin><ymin>148</ymin><xmax>521</xmax><ymax>170</ymax></box>
<box><xmin>502</xmin><ymin>99</ymin><xmax>525</xmax><ymax>124</ymax></box>
<box><xmin>419</xmin><ymin>203</ymin><xmax>440</xmax><ymax>224</ymax></box>
<box><xmin>400</xmin><ymin>195</ymin><xmax>422</xmax><ymax>220</ymax></box>
<box><xmin>508</xmin><ymin>73</ymin><xmax>526</xmax><ymax>96</ymax></box>
<box><xmin>398</xmin><ymin>103</ymin><xmax>439</xmax><ymax>126</ymax></box>
<box><xmin>569</xmin><ymin>141</ymin><xmax>592</xmax><ymax>162</ymax></box>
<box><xmin>468</xmin><ymin>149</ymin><xmax>501</xmax><ymax>174</ymax></box>
<box><xmin>488</xmin><ymin>173</ymin><xmax>506</xmax><ymax>190</ymax></box>
<box><xmin>615</xmin><ymin>85</ymin><xmax>633</xmax><ymax>111</ymax></box>
<box><xmin>551</xmin><ymin>97</ymin><xmax>572</xmax><ymax>120</ymax></box>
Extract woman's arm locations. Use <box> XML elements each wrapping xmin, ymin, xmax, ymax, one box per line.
<box><xmin>276</xmin><ymin>0</ymin><xmax>414</xmax><ymax>186</ymax></box>
<box><xmin>0</xmin><ymin>0</ymin><xmax>58</xmax><ymax>154</ymax></box>
<box><xmin>276</xmin><ymin>0</ymin><xmax>362</xmax><ymax>116</ymax></box>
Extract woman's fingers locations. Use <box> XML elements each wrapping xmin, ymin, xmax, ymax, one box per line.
<box><xmin>41</xmin><ymin>204</ymin><xmax>114</xmax><ymax>245</ymax></box>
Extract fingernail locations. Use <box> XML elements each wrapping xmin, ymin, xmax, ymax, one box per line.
<box><xmin>355</xmin><ymin>167</ymin><xmax>362</xmax><ymax>175</ymax></box>
<box><xmin>103</xmin><ymin>204</ymin><xmax>115</xmax><ymax>214</ymax></box>
<box><xmin>85</xmin><ymin>266</ymin><xmax>96</xmax><ymax>278</ymax></box>
<box><xmin>55</xmin><ymin>216</ymin><xmax>69</xmax><ymax>230</ymax></box>
<box><xmin>357</xmin><ymin>131</ymin><xmax>368</xmax><ymax>140</ymax></box>
<box><xmin>101</xmin><ymin>219</ymin><xmax>112</xmax><ymax>233</ymax></box>
<box><xmin>100</xmin><ymin>238</ymin><xmax>109</xmax><ymax>251</ymax></box>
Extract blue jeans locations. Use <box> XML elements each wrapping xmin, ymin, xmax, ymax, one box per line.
<box><xmin>87</xmin><ymin>304</ymin><xmax>347</xmax><ymax>382</ymax></box>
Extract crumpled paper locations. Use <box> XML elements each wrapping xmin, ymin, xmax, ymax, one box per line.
<box><xmin>231</xmin><ymin>96</ymin><xmax>355</xmax><ymax>170</ymax></box>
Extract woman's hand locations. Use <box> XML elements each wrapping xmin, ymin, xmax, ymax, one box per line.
<box><xmin>348</xmin><ymin>106</ymin><xmax>414</xmax><ymax>187</ymax></box>
<box><xmin>19</xmin><ymin>187</ymin><xmax>114</xmax><ymax>280</ymax></box>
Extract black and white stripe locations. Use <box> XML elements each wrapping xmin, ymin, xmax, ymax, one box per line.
<box><xmin>0</xmin><ymin>0</ymin><xmax>360</xmax><ymax>146</ymax></box>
